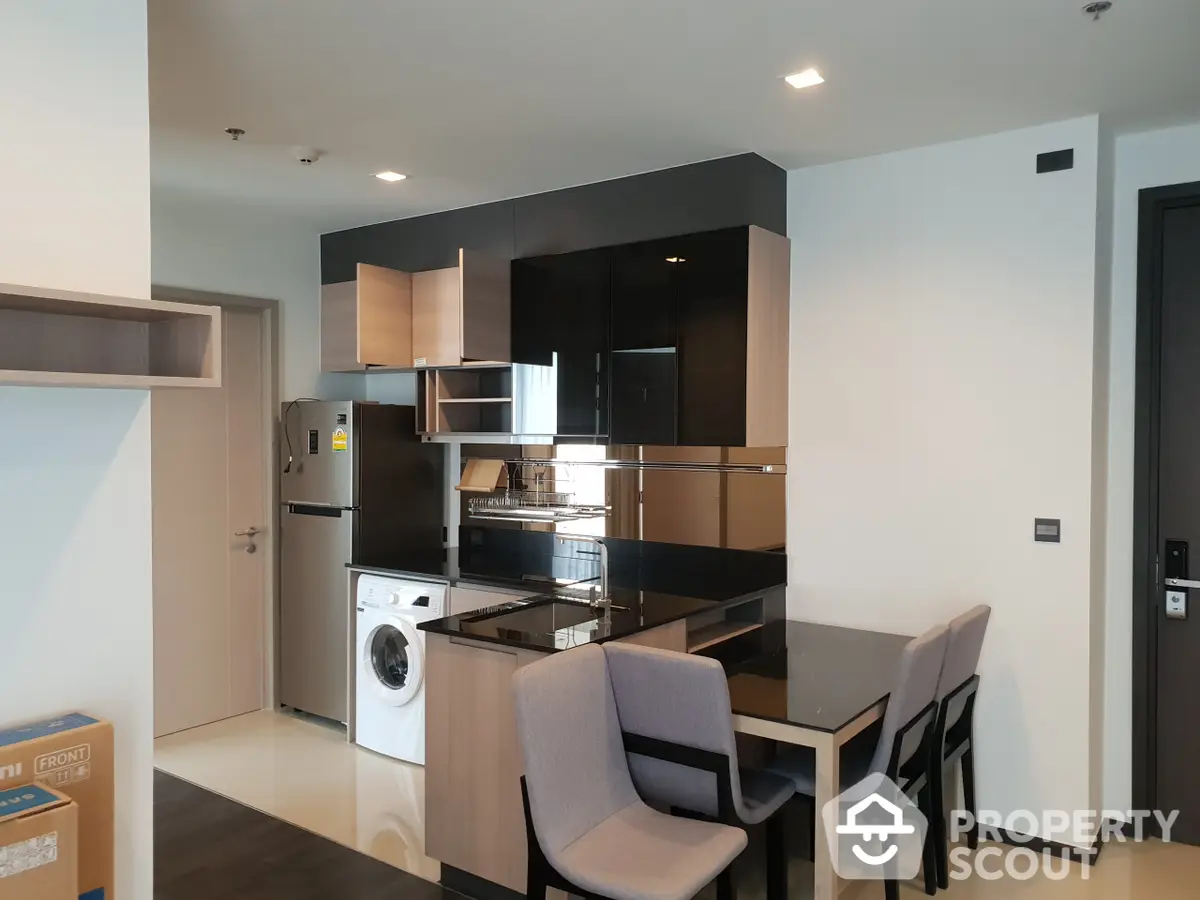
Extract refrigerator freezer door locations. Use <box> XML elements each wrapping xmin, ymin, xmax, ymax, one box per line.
<box><xmin>280</xmin><ymin>400</ymin><xmax>356</xmax><ymax>507</ymax></box>
<box><xmin>280</xmin><ymin>504</ymin><xmax>355</xmax><ymax>722</ymax></box>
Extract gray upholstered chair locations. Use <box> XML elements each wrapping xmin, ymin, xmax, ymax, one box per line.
<box><xmin>602</xmin><ymin>642</ymin><xmax>795</xmax><ymax>900</ymax></box>
<box><xmin>769</xmin><ymin>623</ymin><xmax>950</xmax><ymax>900</ymax></box>
<box><xmin>513</xmin><ymin>644</ymin><xmax>747</xmax><ymax>900</ymax></box>
<box><xmin>929</xmin><ymin>605</ymin><xmax>991</xmax><ymax>889</ymax></box>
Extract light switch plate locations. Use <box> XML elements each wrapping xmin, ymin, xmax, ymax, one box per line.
<box><xmin>1034</xmin><ymin>518</ymin><xmax>1061</xmax><ymax>543</ymax></box>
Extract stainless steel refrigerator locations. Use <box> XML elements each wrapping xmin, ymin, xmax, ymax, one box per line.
<box><xmin>279</xmin><ymin>400</ymin><xmax>443</xmax><ymax>723</ymax></box>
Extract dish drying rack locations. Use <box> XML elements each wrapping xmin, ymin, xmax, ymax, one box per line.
<box><xmin>465</xmin><ymin>463</ymin><xmax>608</xmax><ymax>524</ymax></box>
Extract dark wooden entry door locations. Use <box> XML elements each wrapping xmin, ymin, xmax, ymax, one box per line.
<box><xmin>1147</xmin><ymin>196</ymin><xmax>1200</xmax><ymax>845</ymax></box>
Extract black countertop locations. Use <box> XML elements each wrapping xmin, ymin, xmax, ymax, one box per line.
<box><xmin>348</xmin><ymin>549</ymin><xmax>592</xmax><ymax>593</ymax></box>
<box><xmin>701</xmin><ymin>619</ymin><xmax>913</xmax><ymax>732</ymax></box>
<box><xmin>417</xmin><ymin>581</ymin><xmax>782</xmax><ymax>652</ymax></box>
<box><xmin>350</xmin><ymin>528</ymin><xmax>788</xmax><ymax>599</ymax></box>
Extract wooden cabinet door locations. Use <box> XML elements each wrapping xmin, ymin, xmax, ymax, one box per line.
<box><xmin>356</xmin><ymin>264</ymin><xmax>413</xmax><ymax>367</ymax></box>
<box><xmin>320</xmin><ymin>265</ymin><xmax>412</xmax><ymax>371</ymax></box>
<box><xmin>460</xmin><ymin>248</ymin><xmax>511</xmax><ymax>362</ymax></box>
<box><xmin>320</xmin><ymin>280</ymin><xmax>365</xmax><ymax>372</ymax></box>
<box><xmin>413</xmin><ymin>267</ymin><xmax>461</xmax><ymax>368</ymax></box>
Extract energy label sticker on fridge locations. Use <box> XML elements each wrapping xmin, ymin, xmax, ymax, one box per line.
<box><xmin>332</xmin><ymin>427</ymin><xmax>348</xmax><ymax>452</ymax></box>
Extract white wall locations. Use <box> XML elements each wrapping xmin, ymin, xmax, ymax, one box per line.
<box><xmin>787</xmin><ymin>116</ymin><xmax>1104</xmax><ymax>842</ymax></box>
<box><xmin>0</xmin><ymin>2</ymin><xmax>153</xmax><ymax>897</ymax></box>
<box><xmin>151</xmin><ymin>188</ymin><xmax>364</xmax><ymax>401</ymax></box>
<box><xmin>1103</xmin><ymin>121</ymin><xmax>1200</xmax><ymax>813</ymax></box>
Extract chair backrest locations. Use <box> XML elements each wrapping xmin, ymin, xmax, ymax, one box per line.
<box><xmin>937</xmin><ymin>605</ymin><xmax>991</xmax><ymax>697</ymax></box>
<box><xmin>513</xmin><ymin>644</ymin><xmax>639</xmax><ymax>860</ymax></box>
<box><xmin>602</xmin><ymin>642</ymin><xmax>747</xmax><ymax>822</ymax></box>
<box><xmin>869</xmin><ymin>624</ymin><xmax>950</xmax><ymax>775</ymax></box>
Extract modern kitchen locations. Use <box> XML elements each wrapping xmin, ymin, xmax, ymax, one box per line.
<box><xmin>268</xmin><ymin>155</ymin><xmax>804</xmax><ymax>897</ymax></box>
<box><xmin>8</xmin><ymin>4</ymin><xmax>1200</xmax><ymax>900</ymax></box>
<box><xmin>146</xmin><ymin>121</ymin><xmax>1196</xmax><ymax>899</ymax></box>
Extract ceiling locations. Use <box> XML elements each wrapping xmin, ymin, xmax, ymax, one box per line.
<box><xmin>150</xmin><ymin>0</ymin><xmax>1200</xmax><ymax>232</ymax></box>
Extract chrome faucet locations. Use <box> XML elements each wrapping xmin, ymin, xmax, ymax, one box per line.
<box><xmin>557</xmin><ymin>534</ymin><xmax>607</xmax><ymax>605</ymax></box>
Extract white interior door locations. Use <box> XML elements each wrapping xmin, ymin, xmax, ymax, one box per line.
<box><xmin>152</xmin><ymin>307</ymin><xmax>268</xmax><ymax>737</ymax></box>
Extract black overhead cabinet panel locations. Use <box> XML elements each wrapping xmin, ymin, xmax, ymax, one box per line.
<box><xmin>511</xmin><ymin>224</ymin><xmax>779</xmax><ymax>446</ymax></box>
<box><xmin>609</xmin><ymin>350</ymin><xmax>677</xmax><ymax>446</ymax></box>
<box><xmin>675</xmin><ymin>228</ymin><xmax>750</xmax><ymax>447</ymax></box>
<box><xmin>510</xmin><ymin>247</ymin><xmax>610</xmax><ymax>437</ymax></box>
<box><xmin>610</xmin><ymin>237</ymin><xmax>682</xmax><ymax>351</ymax></box>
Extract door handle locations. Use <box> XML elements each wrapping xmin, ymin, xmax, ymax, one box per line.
<box><xmin>234</xmin><ymin>527</ymin><xmax>262</xmax><ymax>537</ymax></box>
<box><xmin>1165</xmin><ymin>578</ymin><xmax>1200</xmax><ymax>589</ymax></box>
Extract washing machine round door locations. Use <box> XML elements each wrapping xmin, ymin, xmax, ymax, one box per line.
<box><xmin>363</xmin><ymin>617</ymin><xmax>424</xmax><ymax>706</ymax></box>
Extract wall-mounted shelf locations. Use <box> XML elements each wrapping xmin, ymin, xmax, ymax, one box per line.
<box><xmin>420</xmin><ymin>366</ymin><xmax>514</xmax><ymax>434</ymax></box>
<box><xmin>0</xmin><ymin>283</ymin><xmax>221</xmax><ymax>389</ymax></box>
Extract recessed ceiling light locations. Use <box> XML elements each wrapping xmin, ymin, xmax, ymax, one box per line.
<box><xmin>784</xmin><ymin>68</ymin><xmax>824</xmax><ymax>90</ymax></box>
<box><xmin>374</xmin><ymin>171</ymin><xmax>407</xmax><ymax>182</ymax></box>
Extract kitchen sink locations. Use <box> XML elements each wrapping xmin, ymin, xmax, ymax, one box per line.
<box><xmin>465</xmin><ymin>599</ymin><xmax>598</xmax><ymax>636</ymax></box>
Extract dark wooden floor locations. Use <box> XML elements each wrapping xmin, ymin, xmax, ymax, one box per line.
<box><xmin>154</xmin><ymin>770</ymin><xmax>464</xmax><ymax>900</ymax></box>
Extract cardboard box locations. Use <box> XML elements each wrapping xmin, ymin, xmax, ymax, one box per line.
<box><xmin>0</xmin><ymin>783</ymin><xmax>78</xmax><ymax>900</ymax></box>
<box><xmin>0</xmin><ymin>714</ymin><xmax>112</xmax><ymax>900</ymax></box>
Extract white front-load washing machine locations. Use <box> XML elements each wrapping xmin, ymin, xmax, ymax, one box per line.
<box><xmin>355</xmin><ymin>574</ymin><xmax>446</xmax><ymax>764</ymax></box>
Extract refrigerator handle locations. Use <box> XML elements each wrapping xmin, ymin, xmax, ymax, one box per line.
<box><xmin>284</xmin><ymin>503</ymin><xmax>351</xmax><ymax>517</ymax></box>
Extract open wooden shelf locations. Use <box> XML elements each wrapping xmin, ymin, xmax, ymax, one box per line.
<box><xmin>0</xmin><ymin>283</ymin><xmax>221</xmax><ymax>389</ymax></box>
<box><xmin>687</xmin><ymin>621</ymin><xmax>763</xmax><ymax>653</ymax></box>
<box><xmin>417</xmin><ymin>365</ymin><xmax>516</xmax><ymax>435</ymax></box>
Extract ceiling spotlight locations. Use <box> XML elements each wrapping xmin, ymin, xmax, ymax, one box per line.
<box><xmin>224</xmin><ymin>127</ymin><xmax>245</xmax><ymax>141</ymax></box>
<box><xmin>1082</xmin><ymin>1</ymin><xmax>1112</xmax><ymax>20</ymax></box>
<box><xmin>374</xmin><ymin>171</ymin><xmax>407</xmax><ymax>182</ymax></box>
<box><xmin>665</xmin><ymin>257</ymin><xmax>686</xmax><ymax>264</ymax></box>
<box><xmin>785</xmin><ymin>68</ymin><xmax>825</xmax><ymax>90</ymax></box>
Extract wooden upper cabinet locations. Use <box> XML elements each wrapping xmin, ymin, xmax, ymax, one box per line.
<box><xmin>413</xmin><ymin>248</ymin><xmax>511</xmax><ymax>368</ymax></box>
<box><xmin>320</xmin><ymin>263</ymin><xmax>413</xmax><ymax>372</ymax></box>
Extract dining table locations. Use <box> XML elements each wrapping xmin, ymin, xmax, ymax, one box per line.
<box><xmin>701</xmin><ymin>618</ymin><xmax>914</xmax><ymax>900</ymax></box>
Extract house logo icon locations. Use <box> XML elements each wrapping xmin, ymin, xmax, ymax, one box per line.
<box><xmin>835</xmin><ymin>794</ymin><xmax>915</xmax><ymax>865</ymax></box>
<box><xmin>821</xmin><ymin>772</ymin><xmax>928</xmax><ymax>881</ymax></box>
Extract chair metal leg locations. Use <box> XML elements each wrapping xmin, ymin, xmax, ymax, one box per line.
<box><xmin>884</xmin><ymin>878</ymin><xmax>899</xmax><ymax>900</ymax></box>
<box><xmin>766</xmin><ymin>811</ymin><xmax>787</xmax><ymax>900</ymax></box>
<box><xmin>526</xmin><ymin>868</ymin><xmax>547</xmax><ymax>900</ymax></box>
<box><xmin>961</xmin><ymin>744</ymin><xmax>979</xmax><ymax>851</ymax></box>
<box><xmin>716</xmin><ymin>866</ymin><xmax>736</xmax><ymax>900</ymax></box>
<box><xmin>930</xmin><ymin>757</ymin><xmax>950</xmax><ymax>890</ymax></box>
<box><xmin>918</xmin><ymin>784</ymin><xmax>938</xmax><ymax>896</ymax></box>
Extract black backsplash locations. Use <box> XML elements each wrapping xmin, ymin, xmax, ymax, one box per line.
<box><xmin>320</xmin><ymin>153</ymin><xmax>785</xmax><ymax>284</ymax></box>
<box><xmin>458</xmin><ymin>526</ymin><xmax>786</xmax><ymax>599</ymax></box>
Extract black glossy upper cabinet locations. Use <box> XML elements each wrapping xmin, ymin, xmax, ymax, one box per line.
<box><xmin>610</xmin><ymin>226</ymin><xmax>790</xmax><ymax>447</ymax></box>
<box><xmin>610</xmin><ymin>237</ymin><xmax>681</xmax><ymax>350</ymax></box>
<box><xmin>609</xmin><ymin>350</ymin><xmax>677</xmax><ymax>445</ymax></box>
<box><xmin>511</xmin><ymin>225</ymin><xmax>790</xmax><ymax>446</ymax></box>
<box><xmin>510</xmin><ymin>248</ymin><xmax>610</xmax><ymax>437</ymax></box>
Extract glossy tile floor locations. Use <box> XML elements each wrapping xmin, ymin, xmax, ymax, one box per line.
<box><xmin>154</xmin><ymin>709</ymin><xmax>439</xmax><ymax>883</ymax></box>
<box><xmin>155</xmin><ymin>769</ymin><xmax>456</xmax><ymax>900</ymax></box>
<box><xmin>156</xmin><ymin>710</ymin><xmax>1200</xmax><ymax>899</ymax></box>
